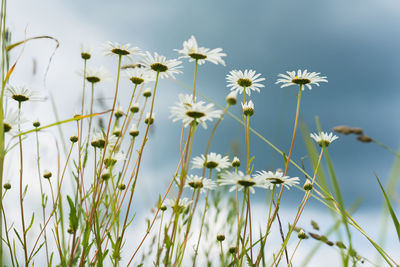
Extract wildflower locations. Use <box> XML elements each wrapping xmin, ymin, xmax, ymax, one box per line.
<box><xmin>91</xmin><ymin>132</ymin><xmax>105</xmax><ymax>148</ymax></box>
<box><xmin>241</xmin><ymin>100</ymin><xmax>254</xmax><ymax>117</ymax></box>
<box><xmin>231</xmin><ymin>157</ymin><xmax>240</xmax><ymax>167</ymax></box>
<box><xmin>80</xmin><ymin>45</ymin><xmax>92</xmax><ymax>60</ymax></box>
<box><xmin>130</xmin><ymin>103</ymin><xmax>140</xmax><ymax>113</ymax></box>
<box><xmin>219</xmin><ymin>171</ymin><xmax>265</xmax><ymax>194</ymax></box>
<box><xmin>43</xmin><ymin>170</ymin><xmax>52</xmax><ymax>179</ymax></box>
<box><xmin>118</xmin><ymin>184</ymin><xmax>126</xmax><ymax>190</ymax></box>
<box><xmin>3</xmin><ymin>109</ymin><xmax>20</xmax><ymax>134</ymax></box>
<box><xmin>114</xmin><ymin>105</ymin><xmax>124</xmax><ymax>119</ymax></box>
<box><xmin>70</xmin><ymin>133</ymin><xmax>78</xmax><ymax>143</ymax></box>
<box><xmin>32</xmin><ymin>119</ymin><xmax>40</xmax><ymax>128</ymax></box>
<box><xmin>125</xmin><ymin>68</ymin><xmax>154</xmax><ymax>85</ymax></box>
<box><xmin>104</xmin><ymin>151</ymin><xmax>124</xmax><ymax>167</ymax></box>
<box><xmin>6</xmin><ymin>85</ymin><xmax>43</xmax><ymax>103</ymax></box>
<box><xmin>129</xmin><ymin>124</ymin><xmax>139</xmax><ymax>137</ymax></box>
<box><xmin>144</xmin><ymin>112</ymin><xmax>155</xmax><ymax>125</ymax></box>
<box><xmin>84</xmin><ymin>67</ymin><xmax>110</xmax><ymax>84</ymax></box>
<box><xmin>112</xmin><ymin>127</ymin><xmax>121</xmax><ymax>137</ymax></box>
<box><xmin>298</xmin><ymin>229</ymin><xmax>308</xmax><ymax>239</ymax></box>
<box><xmin>165</xmin><ymin>197</ymin><xmax>192</xmax><ymax>211</ymax></box>
<box><xmin>303</xmin><ymin>180</ymin><xmax>313</xmax><ymax>191</ymax></box>
<box><xmin>254</xmin><ymin>170</ymin><xmax>299</xmax><ymax>190</ymax></box>
<box><xmin>226</xmin><ymin>91</ymin><xmax>237</xmax><ymax>105</ymax></box>
<box><xmin>192</xmin><ymin>152</ymin><xmax>230</xmax><ymax>171</ymax></box>
<box><xmin>104</xmin><ymin>41</ymin><xmax>143</xmax><ymax>58</ymax></box>
<box><xmin>101</xmin><ymin>168</ymin><xmax>111</xmax><ymax>180</ymax></box>
<box><xmin>276</xmin><ymin>69</ymin><xmax>327</xmax><ymax>90</ymax></box>
<box><xmin>216</xmin><ymin>234</ymin><xmax>226</xmax><ymax>241</ymax></box>
<box><xmin>143</xmin><ymin>88</ymin><xmax>152</xmax><ymax>98</ymax></box>
<box><xmin>226</xmin><ymin>69</ymin><xmax>265</xmax><ymax>96</ymax></box>
<box><xmin>185</xmin><ymin>175</ymin><xmax>216</xmax><ymax>193</ymax></box>
<box><xmin>175</xmin><ymin>35</ymin><xmax>226</xmax><ymax>66</ymax></box>
<box><xmin>3</xmin><ymin>182</ymin><xmax>11</xmax><ymax>190</ymax></box>
<box><xmin>310</xmin><ymin>132</ymin><xmax>338</xmax><ymax>147</ymax></box>
<box><xmin>141</xmin><ymin>52</ymin><xmax>182</xmax><ymax>79</ymax></box>
<box><xmin>169</xmin><ymin>94</ymin><xmax>222</xmax><ymax>129</ymax></box>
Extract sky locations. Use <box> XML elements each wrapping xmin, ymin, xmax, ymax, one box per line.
<box><xmin>4</xmin><ymin>0</ymin><xmax>400</xmax><ymax>265</ymax></box>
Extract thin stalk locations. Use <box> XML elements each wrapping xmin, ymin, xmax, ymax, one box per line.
<box><xmin>34</xmin><ymin>129</ymin><xmax>50</xmax><ymax>265</ymax></box>
<box><xmin>17</xmin><ymin>102</ymin><xmax>28</xmax><ymax>266</ymax></box>
<box><xmin>288</xmin><ymin>239</ymin><xmax>302</xmax><ymax>266</ymax></box>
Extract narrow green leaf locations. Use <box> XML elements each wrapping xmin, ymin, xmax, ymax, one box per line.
<box><xmin>375</xmin><ymin>173</ymin><xmax>400</xmax><ymax>241</ymax></box>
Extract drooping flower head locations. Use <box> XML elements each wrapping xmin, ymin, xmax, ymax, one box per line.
<box><xmin>169</xmin><ymin>94</ymin><xmax>222</xmax><ymax>129</ymax></box>
<box><xmin>276</xmin><ymin>69</ymin><xmax>327</xmax><ymax>90</ymax></box>
<box><xmin>310</xmin><ymin>132</ymin><xmax>338</xmax><ymax>147</ymax></box>
<box><xmin>226</xmin><ymin>69</ymin><xmax>265</xmax><ymax>96</ymax></box>
<box><xmin>185</xmin><ymin>174</ymin><xmax>217</xmax><ymax>193</ymax></box>
<box><xmin>141</xmin><ymin>52</ymin><xmax>183</xmax><ymax>79</ymax></box>
<box><xmin>104</xmin><ymin>41</ymin><xmax>143</xmax><ymax>59</ymax></box>
<box><xmin>219</xmin><ymin>171</ymin><xmax>266</xmax><ymax>194</ymax></box>
<box><xmin>253</xmin><ymin>170</ymin><xmax>299</xmax><ymax>190</ymax></box>
<box><xmin>175</xmin><ymin>35</ymin><xmax>226</xmax><ymax>66</ymax></box>
<box><xmin>192</xmin><ymin>152</ymin><xmax>230</xmax><ymax>171</ymax></box>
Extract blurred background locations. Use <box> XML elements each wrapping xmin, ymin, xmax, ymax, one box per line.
<box><xmin>5</xmin><ymin>0</ymin><xmax>400</xmax><ymax>265</ymax></box>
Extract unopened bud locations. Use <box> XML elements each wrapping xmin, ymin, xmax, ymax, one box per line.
<box><xmin>232</xmin><ymin>157</ymin><xmax>240</xmax><ymax>167</ymax></box>
<box><xmin>33</xmin><ymin>120</ymin><xmax>40</xmax><ymax>128</ymax></box>
<box><xmin>43</xmin><ymin>170</ymin><xmax>52</xmax><ymax>179</ymax></box>
<box><xmin>217</xmin><ymin>234</ymin><xmax>225</xmax><ymax>241</ymax></box>
<box><xmin>303</xmin><ymin>180</ymin><xmax>313</xmax><ymax>191</ymax></box>
<box><xmin>143</xmin><ymin>88</ymin><xmax>152</xmax><ymax>98</ymax></box>
<box><xmin>130</xmin><ymin>103</ymin><xmax>140</xmax><ymax>113</ymax></box>
<box><xmin>118</xmin><ymin>184</ymin><xmax>126</xmax><ymax>190</ymax></box>
<box><xmin>298</xmin><ymin>229</ymin><xmax>308</xmax><ymax>239</ymax></box>
<box><xmin>3</xmin><ymin>182</ymin><xmax>11</xmax><ymax>190</ymax></box>
<box><xmin>70</xmin><ymin>134</ymin><xmax>78</xmax><ymax>143</ymax></box>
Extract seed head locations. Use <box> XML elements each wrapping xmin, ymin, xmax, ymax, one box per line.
<box><xmin>357</xmin><ymin>135</ymin><xmax>372</xmax><ymax>143</ymax></box>
<box><xmin>333</xmin><ymin>125</ymin><xmax>351</xmax><ymax>135</ymax></box>
<box><xmin>349</xmin><ymin>127</ymin><xmax>363</xmax><ymax>135</ymax></box>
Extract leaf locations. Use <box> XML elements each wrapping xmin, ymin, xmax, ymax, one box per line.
<box><xmin>375</xmin><ymin>173</ymin><xmax>400</xmax><ymax>241</ymax></box>
<box><xmin>67</xmin><ymin>196</ymin><xmax>78</xmax><ymax>231</ymax></box>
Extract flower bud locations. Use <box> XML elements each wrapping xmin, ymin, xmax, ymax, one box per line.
<box><xmin>143</xmin><ymin>88</ymin><xmax>152</xmax><ymax>98</ymax></box>
<box><xmin>226</xmin><ymin>91</ymin><xmax>237</xmax><ymax>105</ymax></box>
<box><xmin>298</xmin><ymin>229</ymin><xmax>308</xmax><ymax>239</ymax></box>
<box><xmin>303</xmin><ymin>180</ymin><xmax>313</xmax><ymax>191</ymax></box>
<box><xmin>43</xmin><ymin>170</ymin><xmax>52</xmax><ymax>179</ymax></box>
<box><xmin>130</xmin><ymin>103</ymin><xmax>140</xmax><ymax>113</ymax></box>
<box><xmin>118</xmin><ymin>184</ymin><xmax>126</xmax><ymax>190</ymax></box>
<box><xmin>3</xmin><ymin>182</ymin><xmax>11</xmax><ymax>190</ymax></box>
<box><xmin>232</xmin><ymin>156</ymin><xmax>240</xmax><ymax>167</ymax></box>
<box><xmin>33</xmin><ymin>120</ymin><xmax>40</xmax><ymax>128</ymax></box>
<box><xmin>160</xmin><ymin>205</ymin><xmax>167</xmax><ymax>211</ymax></box>
<box><xmin>70</xmin><ymin>134</ymin><xmax>78</xmax><ymax>143</ymax></box>
<box><xmin>217</xmin><ymin>234</ymin><xmax>225</xmax><ymax>242</ymax></box>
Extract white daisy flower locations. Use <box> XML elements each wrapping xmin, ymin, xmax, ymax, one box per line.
<box><xmin>104</xmin><ymin>41</ymin><xmax>143</xmax><ymax>59</ymax></box>
<box><xmin>185</xmin><ymin>174</ymin><xmax>217</xmax><ymax>193</ymax></box>
<box><xmin>169</xmin><ymin>94</ymin><xmax>222</xmax><ymax>129</ymax></box>
<box><xmin>114</xmin><ymin>104</ymin><xmax>124</xmax><ymax>119</ymax></box>
<box><xmin>124</xmin><ymin>68</ymin><xmax>154</xmax><ymax>85</ymax></box>
<box><xmin>226</xmin><ymin>90</ymin><xmax>238</xmax><ymax>105</ymax></box>
<box><xmin>232</xmin><ymin>156</ymin><xmax>241</xmax><ymax>167</ymax></box>
<box><xmin>219</xmin><ymin>171</ymin><xmax>265</xmax><ymax>194</ymax></box>
<box><xmin>3</xmin><ymin>109</ymin><xmax>22</xmax><ymax>134</ymax></box>
<box><xmin>143</xmin><ymin>88</ymin><xmax>152</xmax><ymax>98</ymax></box>
<box><xmin>104</xmin><ymin>151</ymin><xmax>124</xmax><ymax>167</ymax></box>
<box><xmin>310</xmin><ymin>132</ymin><xmax>338</xmax><ymax>147</ymax></box>
<box><xmin>83</xmin><ymin>67</ymin><xmax>111</xmax><ymax>84</ymax></box>
<box><xmin>241</xmin><ymin>100</ymin><xmax>255</xmax><ymax>117</ymax></box>
<box><xmin>5</xmin><ymin>85</ymin><xmax>43</xmax><ymax>103</ymax></box>
<box><xmin>165</xmin><ymin>197</ymin><xmax>192</xmax><ymax>211</ymax></box>
<box><xmin>253</xmin><ymin>170</ymin><xmax>299</xmax><ymax>190</ymax></box>
<box><xmin>141</xmin><ymin>51</ymin><xmax>183</xmax><ymax>79</ymax></box>
<box><xmin>226</xmin><ymin>69</ymin><xmax>265</xmax><ymax>96</ymax></box>
<box><xmin>276</xmin><ymin>69</ymin><xmax>328</xmax><ymax>90</ymax></box>
<box><xmin>192</xmin><ymin>152</ymin><xmax>230</xmax><ymax>171</ymax></box>
<box><xmin>175</xmin><ymin>35</ymin><xmax>226</xmax><ymax>66</ymax></box>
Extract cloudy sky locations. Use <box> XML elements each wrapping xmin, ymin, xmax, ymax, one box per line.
<box><xmin>4</xmin><ymin>0</ymin><xmax>400</xmax><ymax>265</ymax></box>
